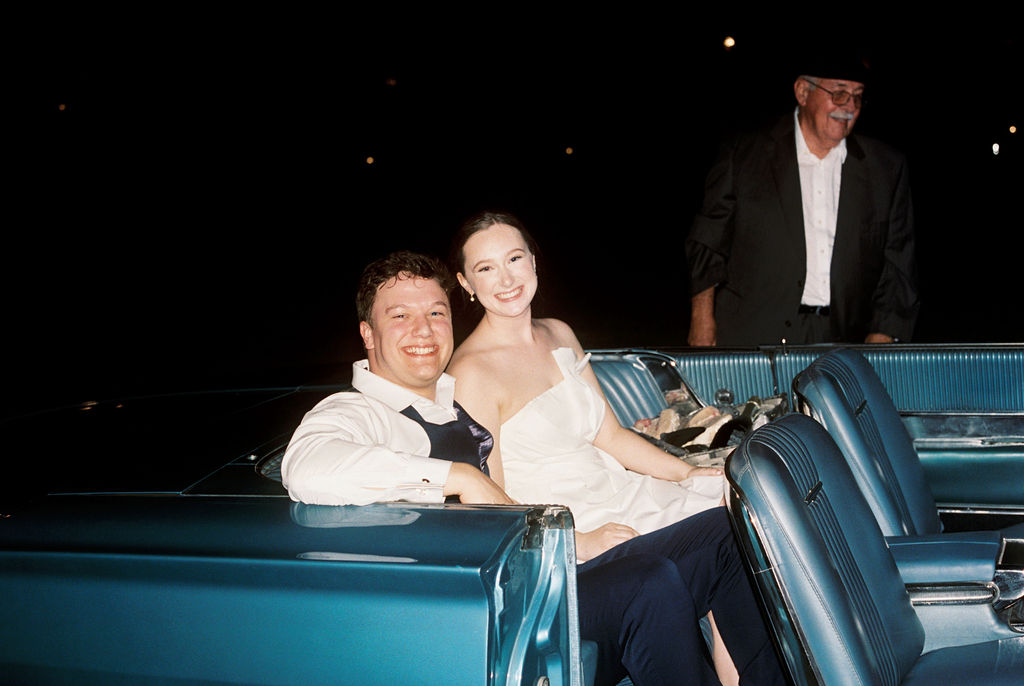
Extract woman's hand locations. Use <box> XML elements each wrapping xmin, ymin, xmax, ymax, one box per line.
<box><xmin>680</xmin><ymin>465</ymin><xmax>724</xmax><ymax>480</ymax></box>
<box><xmin>679</xmin><ymin>464</ymin><xmax>727</xmax><ymax>507</ymax></box>
<box><xmin>575</xmin><ymin>522</ymin><xmax>640</xmax><ymax>562</ymax></box>
<box><xmin>679</xmin><ymin>464</ymin><xmax>728</xmax><ymax>506</ymax></box>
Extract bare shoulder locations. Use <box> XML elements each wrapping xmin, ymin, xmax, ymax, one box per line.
<box><xmin>534</xmin><ymin>318</ymin><xmax>585</xmax><ymax>354</ymax></box>
<box><xmin>448</xmin><ymin>339</ymin><xmax>515</xmax><ymax>422</ymax></box>
<box><xmin>448</xmin><ymin>343</ymin><xmax>485</xmax><ymax>380</ymax></box>
<box><xmin>448</xmin><ymin>335</ymin><xmax>504</xmax><ymax>390</ymax></box>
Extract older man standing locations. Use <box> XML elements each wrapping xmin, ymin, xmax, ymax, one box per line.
<box><xmin>686</xmin><ymin>53</ymin><xmax>919</xmax><ymax>346</ymax></box>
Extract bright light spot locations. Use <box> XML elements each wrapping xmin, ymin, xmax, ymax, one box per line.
<box><xmin>565</xmin><ymin>147</ymin><xmax>574</xmax><ymax>155</ymax></box>
<box><xmin>366</xmin><ymin>156</ymin><xmax>375</xmax><ymax>165</ymax></box>
<box><xmin>1010</xmin><ymin>125</ymin><xmax>1017</xmax><ymax>134</ymax></box>
<box><xmin>723</xmin><ymin>36</ymin><xmax>736</xmax><ymax>49</ymax></box>
<box><xmin>57</xmin><ymin>103</ymin><xmax>66</xmax><ymax>111</ymax></box>
<box><xmin>992</xmin><ymin>143</ymin><xmax>1000</xmax><ymax>156</ymax></box>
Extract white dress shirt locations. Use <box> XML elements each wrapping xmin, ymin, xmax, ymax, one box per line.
<box><xmin>281</xmin><ymin>360</ymin><xmax>457</xmax><ymax>505</ymax></box>
<box><xmin>794</xmin><ymin>108</ymin><xmax>847</xmax><ymax>307</ymax></box>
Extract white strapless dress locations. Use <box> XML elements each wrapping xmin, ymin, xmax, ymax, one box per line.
<box><xmin>500</xmin><ymin>348</ymin><xmax>725</xmax><ymax>535</ymax></box>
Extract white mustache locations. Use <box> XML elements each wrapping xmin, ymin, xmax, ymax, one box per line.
<box><xmin>830</xmin><ymin>111</ymin><xmax>855</xmax><ymax>121</ymax></box>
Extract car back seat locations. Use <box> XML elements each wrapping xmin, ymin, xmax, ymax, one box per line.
<box><xmin>588</xmin><ymin>351</ymin><xmax>683</xmax><ymax>427</ymax></box>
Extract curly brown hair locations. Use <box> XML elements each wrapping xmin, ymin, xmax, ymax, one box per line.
<box><xmin>355</xmin><ymin>251</ymin><xmax>456</xmax><ymax>323</ymax></box>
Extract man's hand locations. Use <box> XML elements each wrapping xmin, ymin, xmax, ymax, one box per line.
<box><xmin>864</xmin><ymin>332</ymin><xmax>895</xmax><ymax>344</ymax></box>
<box><xmin>444</xmin><ymin>462</ymin><xmax>516</xmax><ymax>504</ymax></box>
<box><xmin>688</xmin><ymin>287</ymin><xmax>717</xmax><ymax>347</ymax></box>
<box><xmin>575</xmin><ymin>522</ymin><xmax>640</xmax><ymax>562</ymax></box>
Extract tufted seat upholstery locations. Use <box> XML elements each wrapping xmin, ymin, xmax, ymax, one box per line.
<box><xmin>792</xmin><ymin>347</ymin><xmax>1024</xmax><ymax>540</ymax></box>
<box><xmin>727</xmin><ymin>414</ymin><xmax>1024</xmax><ymax>686</ymax></box>
<box><xmin>589</xmin><ymin>351</ymin><xmax>684</xmax><ymax>427</ymax></box>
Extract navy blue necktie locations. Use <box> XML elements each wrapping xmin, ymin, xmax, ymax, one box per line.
<box><xmin>400</xmin><ymin>401</ymin><xmax>492</xmax><ymax>476</ymax></box>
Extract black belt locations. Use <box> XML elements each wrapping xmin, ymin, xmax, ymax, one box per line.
<box><xmin>798</xmin><ymin>304</ymin><xmax>831</xmax><ymax>316</ymax></box>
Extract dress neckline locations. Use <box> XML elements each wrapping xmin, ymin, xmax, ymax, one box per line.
<box><xmin>500</xmin><ymin>348</ymin><xmax>580</xmax><ymax>427</ymax></box>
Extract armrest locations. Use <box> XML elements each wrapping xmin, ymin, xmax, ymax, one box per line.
<box><xmin>886</xmin><ymin>531</ymin><xmax>1002</xmax><ymax>584</ymax></box>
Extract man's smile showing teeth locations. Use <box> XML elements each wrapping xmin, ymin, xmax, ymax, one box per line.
<box><xmin>403</xmin><ymin>345</ymin><xmax>438</xmax><ymax>356</ymax></box>
<box><xmin>495</xmin><ymin>286</ymin><xmax>523</xmax><ymax>301</ymax></box>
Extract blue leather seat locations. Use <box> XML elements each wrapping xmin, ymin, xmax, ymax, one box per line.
<box><xmin>727</xmin><ymin>414</ymin><xmax>1024</xmax><ymax>686</ymax></box>
<box><xmin>792</xmin><ymin>347</ymin><xmax>1024</xmax><ymax>540</ymax></box>
<box><xmin>589</xmin><ymin>351</ymin><xmax>685</xmax><ymax>427</ymax></box>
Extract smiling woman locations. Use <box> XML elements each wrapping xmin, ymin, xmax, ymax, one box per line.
<box><xmin>444</xmin><ymin>210</ymin><xmax>787</xmax><ymax>685</ymax></box>
<box><xmin>446</xmin><ymin>211</ymin><xmax>725</xmax><ymax>542</ymax></box>
<box><xmin>457</xmin><ymin>224</ymin><xmax>538</xmax><ymax>319</ymax></box>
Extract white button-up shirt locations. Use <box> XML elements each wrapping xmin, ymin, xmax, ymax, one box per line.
<box><xmin>281</xmin><ymin>360</ymin><xmax>457</xmax><ymax>505</ymax></box>
<box><xmin>795</xmin><ymin>108</ymin><xmax>847</xmax><ymax>307</ymax></box>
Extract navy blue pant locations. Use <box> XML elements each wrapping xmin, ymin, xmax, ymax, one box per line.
<box><xmin>576</xmin><ymin>507</ymin><xmax>785</xmax><ymax>686</ymax></box>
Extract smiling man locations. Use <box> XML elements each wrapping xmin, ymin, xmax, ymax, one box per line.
<box><xmin>358</xmin><ymin>267</ymin><xmax>453</xmax><ymax>399</ymax></box>
<box><xmin>282</xmin><ymin>251</ymin><xmax>512</xmax><ymax>506</ymax></box>
<box><xmin>685</xmin><ymin>50</ymin><xmax>920</xmax><ymax>346</ymax></box>
<box><xmin>281</xmin><ymin>250</ymin><xmax>787</xmax><ymax>685</ymax></box>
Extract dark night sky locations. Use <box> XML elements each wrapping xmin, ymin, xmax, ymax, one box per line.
<box><xmin>7</xmin><ymin>17</ymin><xmax>1022</xmax><ymax>413</ymax></box>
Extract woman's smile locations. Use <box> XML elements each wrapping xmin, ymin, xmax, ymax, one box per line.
<box><xmin>495</xmin><ymin>286</ymin><xmax>524</xmax><ymax>302</ymax></box>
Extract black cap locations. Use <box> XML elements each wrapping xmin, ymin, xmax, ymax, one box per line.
<box><xmin>799</xmin><ymin>40</ymin><xmax>871</xmax><ymax>85</ymax></box>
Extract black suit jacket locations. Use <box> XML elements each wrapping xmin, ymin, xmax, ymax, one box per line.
<box><xmin>686</xmin><ymin>115</ymin><xmax>919</xmax><ymax>345</ymax></box>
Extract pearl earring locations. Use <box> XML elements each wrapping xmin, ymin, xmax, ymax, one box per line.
<box><xmin>470</xmin><ymin>293</ymin><xmax>475</xmax><ymax>302</ymax></box>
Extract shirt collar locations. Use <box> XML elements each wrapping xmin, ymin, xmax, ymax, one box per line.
<box><xmin>794</xmin><ymin>107</ymin><xmax>848</xmax><ymax>165</ymax></box>
<box><xmin>350</xmin><ymin>359</ymin><xmax>456</xmax><ymax>412</ymax></box>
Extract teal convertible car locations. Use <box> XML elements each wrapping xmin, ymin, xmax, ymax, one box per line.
<box><xmin>1</xmin><ymin>344</ymin><xmax>1022</xmax><ymax>684</ymax></box>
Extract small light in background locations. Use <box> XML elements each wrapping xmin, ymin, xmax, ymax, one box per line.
<box><xmin>385</xmin><ymin>77</ymin><xmax>397</xmax><ymax>87</ymax></box>
<box><xmin>565</xmin><ymin>147</ymin><xmax>574</xmax><ymax>156</ymax></box>
<box><xmin>366</xmin><ymin>156</ymin><xmax>375</xmax><ymax>165</ymax></box>
<box><xmin>992</xmin><ymin>143</ymin><xmax>1000</xmax><ymax>156</ymax></box>
<box><xmin>723</xmin><ymin>36</ymin><xmax>736</xmax><ymax>50</ymax></box>
<box><xmin>1010</xmin><ymin>125</ymin><xmax>1017</xmax><ymax>134</ymax></box>
<box><xmin>58</xmin><ymin>103</ymin><xmax>66</xmax><ymax>111</ymax></box>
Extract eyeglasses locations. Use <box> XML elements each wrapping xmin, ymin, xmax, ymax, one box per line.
<box><xmin>802</xmin><ymin>77</ymin><xmax>864</xmax><ymax>108</ymax></box>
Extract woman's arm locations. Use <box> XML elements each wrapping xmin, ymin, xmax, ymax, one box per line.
<box><xmin>553</xmin><ymin>322</ymin><xmax>722</xmax><ymax>482</ymax></box>
<box><xmin>592</xmin><ymin>399</ymin><xmax>721</xmax><ymax>480</ymax></box>
<box><xmin>448</xmin><ymin>356</ymin><xmax>507</xmax><ymax>489</ymax></box>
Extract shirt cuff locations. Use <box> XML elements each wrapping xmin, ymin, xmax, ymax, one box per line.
<box><xmin>395</xmin><ymin>457</ymin><xmax>453</xmax><ymax>502</ymax></box>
